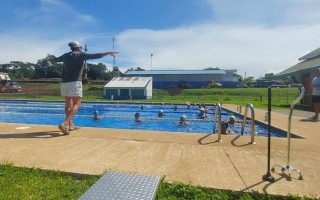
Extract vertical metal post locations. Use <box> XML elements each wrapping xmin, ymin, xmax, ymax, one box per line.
<box><xmin>263</xmin><ymin>86</ymin><xmax>275</xmax><ymax>182</ymax></box>
<box><xmin>84</xmin><ymin>44</ymin><xmax>88</xmax><ymax>79</ymax></box>
<box><xmin>112</xmin><ymin>36</ymin><xmax>116</xmax><ymax>68</ymax></box>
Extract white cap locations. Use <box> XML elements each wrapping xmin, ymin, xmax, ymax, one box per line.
<box><xmin>68</xmin><ymin>41</ymin><xmax>82</xmax><ymax>48</ymax></box>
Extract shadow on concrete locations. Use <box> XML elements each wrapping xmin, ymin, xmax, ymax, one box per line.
<box><xmin>198</xmin><ymin>134</ymin><xmax>219</xmax><ymax>145</ymax></box>
<box><xmin>0</xmin><ymin>131</ymin><xmax>62</xmax><ymax>138</ymax></box>
<box><xmin>230</xmin><ymin>135</ymin><xmax>253</xmax><ymax>147</ymax></box>
<box><xmin>299</xmin><ymin>118</ymin><xmax>319</xmax><ymax>122</ymax></box>
<box><xmin>240</xmin><ymin>176</ymin><xmax>284</xmax><ymax>194</ymax></box>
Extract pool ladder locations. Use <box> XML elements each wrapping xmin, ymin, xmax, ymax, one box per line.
<box><xmin>213</xmin><ymin>102</ymin><xmax>222</xmax><ymax>142</ymax></box>
<box><xmin>241</xmin><ymin>103</ymin><xmax>256</xmax><ymax>144</ymax></box>
<box><xmin>213</xmin><ymin>102</ymin><xmax>256</xmax><ymax>144</ymax></box>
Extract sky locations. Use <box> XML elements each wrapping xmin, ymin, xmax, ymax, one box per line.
<box><xmin>1</xmin><ymin>0</ymin><xmax>320</xmax><ymax>78</ymax></box>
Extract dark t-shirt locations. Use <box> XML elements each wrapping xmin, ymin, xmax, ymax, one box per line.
<box><xmin>55</xmin><ymin>51</ymin><xmax>105</xmax><ymax>82</ymax></box>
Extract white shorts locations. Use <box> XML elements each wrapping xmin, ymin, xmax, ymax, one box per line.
<box><xmin>60</xmin><ymin>81</ymin><xmax>83</xmax><ymax>97</ymax></box>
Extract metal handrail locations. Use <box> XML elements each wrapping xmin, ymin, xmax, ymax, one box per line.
<box><xmin>241</xmin><ymin>103</ymin><xmax>256</xmax><ymax>144</ymax></box>
<box><xmin>287</xmin><ymin>85</ymin><xmax>305</xmax><ymax>166</ymax></box>
<box><xmin>213</xmin><ymin>102</ymin><xmax>222</xmax><ymax>142</ymax></box>
<box><xmin>271</xmin><ymin>85</ymin><xmax>305</xmax><ymax>180</ymax></box>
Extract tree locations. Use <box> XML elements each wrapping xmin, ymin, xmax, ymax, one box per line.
<box><xmin>243</xmin><ymin>76</ymin><xmax>255</xmax><ymax>86</ymax></box>
<box><xmin>8</xmin><ymin>61</ymin><xmax>35</xmax><ymax>79</ymax></box>
<box><xmin>233</xmin><ymin>73</ymin><xmax>243</xmax><ymax>83</ymax></box>
<box><xmin>34</xmin><ymin>55</ymin><xmax>62</xmax><ymax>79</ymax></box>
<box><xmin>87</xmin><ymin>63</ymin><xmax>108</xmax><ymax>80</ymax></box>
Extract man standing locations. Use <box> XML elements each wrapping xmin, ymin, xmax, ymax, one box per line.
<box><xmin>311</xmin><ymin>68</ymin><xmax>320</xmax><ymax>121</ymax></box>
<box><xmin>53</xmin><ymin>41</ymin><xmax>118</xmax><ymax>135</ymax></box>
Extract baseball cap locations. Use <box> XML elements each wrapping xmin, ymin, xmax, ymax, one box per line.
<box><xmin>230</xmin><ymin>115</ymin><xmax>235</xmax><ymax>119</ymax></box>
<box><xmin>68</xmin><ymin>41</ymin><xmax>82</xmax><ymax>48</ymax></box>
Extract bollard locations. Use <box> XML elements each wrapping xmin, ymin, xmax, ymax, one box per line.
<box><xmin>265</xmin><ymin>112</ymin><xmax>268</xmax><ymax>122</ymax></box>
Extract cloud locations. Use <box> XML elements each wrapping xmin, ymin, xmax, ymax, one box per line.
<box><xmin>116</xmin><ymin>22</ymin><xmax>320</xmax><ymax>77</ymax></box>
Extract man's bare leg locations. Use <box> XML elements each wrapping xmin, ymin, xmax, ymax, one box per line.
<box><xmin>62</xmin><ymin>96</ymin><xmax>82</xmax><ymax>127</ymax></box>
<box><xmin>64</xmin><ymin>97</ymin><xmax>75</xmax><ymax>127</ymax></box>
<box><xmin>315</xmin><ymin>103</ymin><xmax>320</xmax><ymax>119</ymax></box>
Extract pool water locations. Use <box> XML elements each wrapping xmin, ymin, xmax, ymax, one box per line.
<box><xmin>0</xmin><ymin>100</ymin><xmax>287</xmax><ymax>137</ymax></box>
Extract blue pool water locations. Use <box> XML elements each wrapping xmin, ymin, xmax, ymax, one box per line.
<box><xmin>0</xmin><ymin>100</ymin><xmax>287</xmax><ymax>137</ymax></box>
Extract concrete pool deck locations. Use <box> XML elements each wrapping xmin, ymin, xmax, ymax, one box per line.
<box><xmin>0</xmin><ymin>104</ymin><xmax>319</xmax><ymax>198</ymax></box>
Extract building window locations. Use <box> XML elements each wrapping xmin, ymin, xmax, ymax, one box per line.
<box><xmin>105</xmin><ymin>89</ymin><xmax>118</xmax><ymax>96</ymax></box>
<box><xmin>131</xmin><ymin>89</ymin><xmax>144</xmax><ymax>96</ymax></box>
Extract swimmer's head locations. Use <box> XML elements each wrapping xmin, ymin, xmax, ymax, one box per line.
<box><xmin>135</xmin><ymin>112</ymin><xmax>140</xmax><ymax>118</ymax></box>
<box><xmin>180</xmin><ymin>114</ymin><xmax>187</xmax><ymax>122</ymax></box>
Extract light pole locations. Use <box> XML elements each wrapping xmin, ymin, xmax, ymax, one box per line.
<box><xmin>112</xmin><ymin>36</ymin><xmax>116</xmax><ymax>68</ymax></box>
<box><xmin>151</xmin><ymin>53</ymin><xmax>153</xmax><ymax>71</ymax></box>
<box><xmin>84</xmin><ymin>44</ymin><xmax>88</xmax><ymax>79</ymax></box>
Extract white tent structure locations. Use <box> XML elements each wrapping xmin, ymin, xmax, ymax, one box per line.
<box><xmin>103</xmin><ymin>76</ymin><xmax>152</xmax><ymax>100</ymax></box>
<box><xmin>0</xmin><ymin>72</ymin><xmax>11</xmax><ymax>81</ymax></box>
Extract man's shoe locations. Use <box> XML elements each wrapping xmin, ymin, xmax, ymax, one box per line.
<box><xmin>59</xmin><ymin>124</ymin><xmax>70</xmax><ymax>135</ymax></box>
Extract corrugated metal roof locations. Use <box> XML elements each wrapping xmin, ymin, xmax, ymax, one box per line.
<box><xmin>276</xmin><ymin>57</ymin><xmax>320</xmax><ymax>77</ymax></box>
<box><xmin>125</xmin><ymin>70</ymin><xmax>226</xmax><ymax>75</ymax></box>
<box><xmin>104</xmin><ymin>76</ymin><xmax>152</xmax><ymax>88</ymax></box>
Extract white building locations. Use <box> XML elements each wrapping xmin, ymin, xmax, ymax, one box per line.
<box><xmin>103</xmin><ymin>76</ymin><xmax>152</xmax><ymax>100</ymax></box>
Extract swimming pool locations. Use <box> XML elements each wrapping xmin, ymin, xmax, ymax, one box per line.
<box><xmin>0</xmin><ymin>100</ymin><xmax>287</xmax><ymax>137</ymax></box>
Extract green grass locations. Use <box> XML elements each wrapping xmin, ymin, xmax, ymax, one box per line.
<box><xmin>3</xmin><ymin>82</ymin><xmax>305</xmax><ymax>110</ymax></box>
<box><xmin>0</xmin><ymin>164</ymin><xmax>316</xmax><ymax>200</ymax></box>
<box><xmin>0</xmin><ymin>163</ymin><xmax>99</xmax><ymax>199</ymax></box>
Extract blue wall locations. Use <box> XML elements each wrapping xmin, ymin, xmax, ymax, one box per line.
<box><xmin>152</xmin><ymin>81</ymin><xmax>239</xmax><ymax>89</ymax></box>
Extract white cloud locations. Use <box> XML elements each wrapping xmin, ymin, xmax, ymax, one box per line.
<box><xmin>116</xmin><ymin>23</ymin><xmax>320</xmax><ymax>77</ymax></box>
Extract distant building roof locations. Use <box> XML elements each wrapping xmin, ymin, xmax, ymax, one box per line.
<box><xmin>125</xmin><ymin>70</ymin><xmax>227</xmax><ymax>75</ymax></box>
<box><xmin>104</xmin><ymin>76</ymin><xmax>152</xmax><ymax>88</ymax></box>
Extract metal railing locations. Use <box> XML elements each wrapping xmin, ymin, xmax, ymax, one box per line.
<box><xmin>213</xmin><ymin>102</ymin><xmax>222</xmax><ymax>142</ymax></box>
<box><xmin>271</xmin><ymin>85</ymin><xmax>305</xmax><ymax>180</ymax></box>
<box><xmin>241</xmin><ymin>103</ymin><xmax>256</xmax><ymax>144</ymax></box>
<box><xmin>287</xmin><ymin>85</ymin><xmax>305</xmax><ymax>166</ymax></box>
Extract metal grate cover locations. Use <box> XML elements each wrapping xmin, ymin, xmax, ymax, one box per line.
<box><xmin>79</xmin><ymin>172</ymin><xmax>161</xmax><ymax>200</ymax></box>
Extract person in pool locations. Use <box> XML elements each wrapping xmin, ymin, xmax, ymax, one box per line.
<box><xmin>93</xmin><ymin>110</ymin><xmax>101</xmax><ymax>120</ymax></box>
<box><xmin>179</xmin><ymin>114</ymin><xmax>189</xmax><ymax>125</ymax></box>
<box><xmin>221</xmin><ymin>121</ymin><xmax>229</xmax><ymax>134</ymax></box>
<box><xmin>228</xmin><ymin>115</ymin><xmax>250</xmax><ymax>124</ymax></box>
<box><xmin>198</xmin><ymin>107</ymin><xmax>207</xmax><ymax>119</ymax></box>
<box><xmin>158</xmin><ymin>110</ymin><xmax>164</xmax><ymax>117</ymax></box>
<box><xmin>134</xmin><ymin>112</ymin><xmax>142</xmax><ymax>122</ymax></box>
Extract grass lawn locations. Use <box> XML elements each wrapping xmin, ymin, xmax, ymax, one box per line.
<box><xmin>0</xmin><ymin>164</ymin><xmax>313</xmax><ymax>200</ymax></box>
<box><xmin>2</xmin><ymin>82</ymin><xmax>307</xmax><ymax>110</ymax></box>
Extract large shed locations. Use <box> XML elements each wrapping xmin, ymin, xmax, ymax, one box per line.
<box><xmin>125</xmin><ymin>69</ymin><xmax>238</xmax><ymax>88</ymax></box>
<box><xmin>103</xmin><ymin>76</ymin><xmax>152</xmax><ymax>100</ymax></box>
